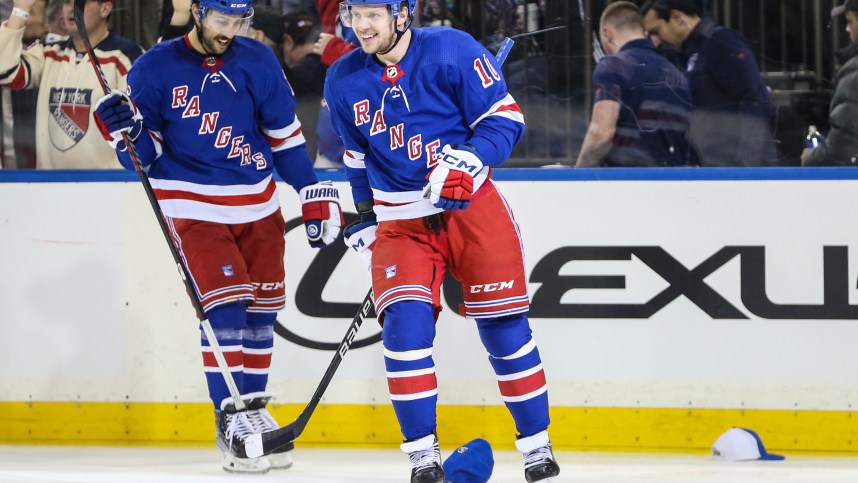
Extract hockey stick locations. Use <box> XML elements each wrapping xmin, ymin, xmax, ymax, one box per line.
<box><xmin>244</xmin><ymin>288</ymin><xmax>375</xmax><ymax>458</ymax></box>
<box><xmin>494</xmin><ymin>25</ymin><xmax>568</xmax><ymax>65</ymax></box>
<box><xmin>73</xmin><ymin>0</ymin><xmax>245</xmax><ymax>411</ymax></box>
<box><xmin>246</xmin><ymin>37</ymin><xmax>521</xmax><ymax>458</ymax></box>
<box><xmin>495</xmin><ymin>36</ymin><xmax>514</xmax><ymax>65</ymax></box>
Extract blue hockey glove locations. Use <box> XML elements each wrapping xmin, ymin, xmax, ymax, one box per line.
<box><xmin>423</xmin><ymin>144</ymin><xmax>484</xmax><ymax>211</ymax></box>
<box><xmin>299</xmin><ymin>181</ymin><xmax>343</xmax><ymax>248</ymax></box>
<box><xmin>343</xmin><ymin>209</ymin><xmax>377</xmax><ymax>268</ymax></box>
<box><xmin>93</xmin><ymin>89</ymin><xmax>143</xmax><ymax>151</ymax></box>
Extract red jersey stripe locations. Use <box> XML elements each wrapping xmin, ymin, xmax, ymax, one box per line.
<box><xmin>495</xmin><ymin>103</ymin><xmax>523</xmax><ymax>114</ymax></box>
<box><xmin>6</xmin><ymin>65</ymin><xmax>28</xmax><ymax>89</ymax></box>
<box><xmin>154</xmin><ymin>178</ymin><xmax>277</xmax><ymax>206</ymax></box>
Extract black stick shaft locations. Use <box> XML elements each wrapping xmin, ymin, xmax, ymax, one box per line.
<box><xmin>73</xmin><ymin>0</ymin><xmax>245</xmax><ymax>410</ymax></box>
<box><xmin>246</xmin><ymin>288</ymin><xmax>375</xmax><ymax>457</ymax></box>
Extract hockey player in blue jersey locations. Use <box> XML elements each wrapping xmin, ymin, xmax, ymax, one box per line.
<box><xmin>324</xmin><ymin>1</ymin><xmax>560</xmax><ymax>482</ymax></box>
<box><xmin>92</xmin><ymin>0</ymin><xmax>342</xmax><ymax>475</ymax></box>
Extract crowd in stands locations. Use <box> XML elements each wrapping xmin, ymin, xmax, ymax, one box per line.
<box><xmin>0</xmin><ymin>0</ymin><xmax>856</xmax><ymax>169</ymax></box>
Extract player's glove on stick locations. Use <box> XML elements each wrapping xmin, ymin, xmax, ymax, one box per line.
<box><xmin>93</xmin><ymin>89</ymin><xmax>143</xmax><ymax>151</ymax></box>
<box><xmin>299</xmin><ymin>181</ymin><xmax>343</xmax><ymax>248</ymax></box>
<box><xmin>424</xmin><ymin>144</ymin><xmax>484</xmax><ymax>211</ymax></box>
<box><xmin>343</xmin><ymin>209</ymin><xmax>377</xmax><ymax>268</ymax></box>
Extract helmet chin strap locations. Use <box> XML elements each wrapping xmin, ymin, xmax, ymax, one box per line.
<box><xmin>376</xmin><ymin>15</ymin><xmax>412</xmax><ymax>56</ymax></box>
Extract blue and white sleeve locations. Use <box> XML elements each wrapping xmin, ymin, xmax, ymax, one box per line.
<box><xmin>450</xmin><ymin>36</ymin><xmax>525</xmax><ymax>167</ymax></box>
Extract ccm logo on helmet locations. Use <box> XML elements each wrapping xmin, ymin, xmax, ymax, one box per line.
<box><xmin>470</xmin><ymin>280</ymin><xmax>514</xmax><ymax>293</ymax></box>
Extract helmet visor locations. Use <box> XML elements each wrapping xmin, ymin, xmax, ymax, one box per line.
<box><xmin>339</xmin><ymin>2</ymin><xmax>354</xmax><ymax>28</ymax></box>
<box><xmin>339</xmin><ymin>2</ymin><xmax>401</xmax><ymax>28</ymax></box>
<box><xmin>201</xmin><ymin>7</ymin><xmax>254</xmax><ymax>37</ymax></box>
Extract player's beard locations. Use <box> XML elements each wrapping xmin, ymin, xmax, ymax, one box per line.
<box><xmin>199</xmin><ymin>27</ymin><xmax>234</xmax><ymax>55</ymax></box>
<box><xmin>360</xmin><ymin>26</ymin><xmax>397</xmax><ymax>55</ymax></box>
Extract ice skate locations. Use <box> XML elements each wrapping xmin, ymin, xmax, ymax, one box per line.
<box><xmin>401</xmin><ymin>433</ymin><xmax>445</xmax><ymax>483</ymax></box>
<box><xmin>245</xmin><ymin>392</ymin><xmax>294</xmax><ymax>470</ymax></box>
<box><xmin>516</xmin><ymin>430</ymin><xmax>560</xmax><ymax>483</ymax></box>
<box><xmin>215</xmin><ymin>397</ymin><xmax>271</xmax><ymax>474</ymax></box>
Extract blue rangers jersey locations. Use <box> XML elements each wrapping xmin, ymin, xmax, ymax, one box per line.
<box><xmin>126</xmin><ymin>34</ymin><xmax>315</xmax><ymax>224</ymax></box>
<box><xmin>324</xmin><ymin>27</ymin><xmax>524</xmax><ymax>221</ymax></box>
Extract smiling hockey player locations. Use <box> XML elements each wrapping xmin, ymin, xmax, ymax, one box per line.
<box><xmin>92</xmin><ymin>0</ymin><xmax>342</xmax><ymax>474</ymax></box>
<box><xmin>324</xmin><ymin>1</ymin><xmax>560</xmax><ymax>481</ymax></box>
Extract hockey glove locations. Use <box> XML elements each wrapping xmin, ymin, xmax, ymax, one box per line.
<box><xmin>423</xmin><ymin>144</ymin><xmax>484</xmax><ymax>211</ymax></box>
<box><xmin>93</xmin><ymin>89</ymin><xmax>143</xmax><ymax>151</ymax></box>
<box><xmin>343</xmin><ymin>209</ymin><xmax>377</xmax><ymax>268</ymax></box>
<box><xmin>299</xmin><ymin>181</ymin><xmax>343</xmax><ymax>248</ymax></box>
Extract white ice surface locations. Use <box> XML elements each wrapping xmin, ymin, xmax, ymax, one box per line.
<box><xmin>1</xmin><ymin>445</ymin><xmax>857</xmax><ymax>482</ymax></box>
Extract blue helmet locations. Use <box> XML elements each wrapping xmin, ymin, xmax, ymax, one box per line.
<box><xmin>198</xmin><ymin>0</ymin><xmax>254</xmax><ymax>17</ymax></box>
<box><xmin>339</xmin><ymin>0</ymin><xmax>416</xmax><ymax>28</ymax></box>
<box><xmin>342</xmin><ymin>0</ymin><xmax>416</xmax><ymax>18</ymax></box>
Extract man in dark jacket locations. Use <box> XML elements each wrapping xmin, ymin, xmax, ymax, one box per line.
<box><xmin>577</xmin><ymin>1</ymin><xmax>694</xmax><ymax>167</ymax></box>
<box><xmin>801</xmin><ymin>0</ymin><xmax>858</xmax><ymax>166</ymax></box>
<box><xmin>642</xmin><ymin>0</ymin><xmax>779</xmax><ymax>166</ymax></box>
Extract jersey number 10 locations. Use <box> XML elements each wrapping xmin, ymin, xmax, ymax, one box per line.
<box><xmin>473</xmin><ymin>54</ymin><xmax>502</xmax><ymax>88</ymax></box>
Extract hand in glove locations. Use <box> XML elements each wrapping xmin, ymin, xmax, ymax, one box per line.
<box><xmin>343</xmin><ymin>208</ymin><xmax>377</xmax><ymax>268</ymax></box>
<box><xmin>93</xmin><ymin>89</ymin><xmax>143</xmax><ymax>151</ymax></box>
<box><xmin>423</xmin><ymin>144</ymin><xmax>484</xmax><ymax>211</ymax></box>
<box><xmin>299</xmin><ymin>181</ymin><xmax>343</xmax><ymax>248</ymax></box>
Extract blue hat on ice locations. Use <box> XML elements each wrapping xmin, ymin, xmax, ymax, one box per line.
<box><xmin>442</xmin><ymin>438</ymin><xmax>494</xmax><ymax>483</ymax></box>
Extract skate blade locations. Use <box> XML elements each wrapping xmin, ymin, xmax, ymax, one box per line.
<box><xmin>221</xmin><ymin>454</ymin><xmax>271</xmax><ymax>474</ymax></box>
<box><xmin>267</xmin><ymin>450</ymin><xmax>294</xmax><ymax>470</ymax></box>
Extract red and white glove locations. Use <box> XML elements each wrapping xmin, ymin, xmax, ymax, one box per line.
<box><xmin>299</xmin><ymin>181</ymin><xmax>343</xmax><ymax>248</ymax></box>
<box><xmin>424</xmin><ymin>144</ymin><xmax>484</xmax><ymax>211</ymax></box>
<box><xmin>93</xmin><ymin>89</ymin><xmax>143</xmax><ymax>151</ymax></box>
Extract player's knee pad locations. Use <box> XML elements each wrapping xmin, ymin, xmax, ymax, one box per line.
<box><xmin>475</xmin><ymin>313</ymin><xmax>533</xmax><ymax>358</ymax></box>
<box><xmin>382</xmin><ymin>301</ymin><xmax>436</xmax><ymax>352</ymax></box>
<box><xmin>246</xmin><ymin>311</ymin><xmax>276</xmax><ymax>329</ymax></box>
<box><xmin>205</xmin><ymin>302</ymin><xmax>247</xmax><ymax>330</ymax></box>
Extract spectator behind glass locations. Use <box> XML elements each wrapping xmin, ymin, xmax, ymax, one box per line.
<box><xmin>244</xmin><ymin>5</ymin><xmax>284</xmax><ymax>52</ymax></box>
<box><xmin>280</xmin><ymin>12</ymin><xmax>325</xmax><ymax>96</ymax></box>
<box><xmin>7</xmin><ymin>0</ymin><xmax>48</xmax><ymax>169</ymax></box>
<box><xmin>642</xmin><ymin>0</ymin><xmax>780</xmax><ymax>166</ymax></box>
<box><xmin>801</xmin><ymin>0</ymin><xmax>858</xmax><ymax>166</ymax></box>
<box><xmin>159</xmin><ymin>0</ymin><xmax>191</xmax><ymax>41</ymax></box>
<box><xmin>44</xmin><ymin>0</ymin><xmax>68</xmax><ymax>43</ymax></box>
<box><xmin>0</xmin><ymin>0</ymin><xmax>143</xmax><ymax>169</ymax></box>
<box><xmin>246</xmin><ymin>9</ymin><xmax>326</xmax><ymax>158</ymax></box>
<box><xmin>577</xmin><ymin>1</ymin><xmax>693</xmax><ymax>167</ymax></box>
<box><xmin>312</xmin><ymin>0</ymin><xmax>360</xmax><ymax>167</ymax></box>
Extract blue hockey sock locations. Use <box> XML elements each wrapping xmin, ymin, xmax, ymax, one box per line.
<box><xmin>477</xmin><ymin>314</ymin><xmax>550</xmax><ymax>436</ymax></box>
<box><xmin>383</xmin><ymin>301</ymin><xmax>438</xmax><ymax>440</ymax></box>
<box><xmin>202</xmin><ymin>303</ymin><xmax>247</xmax><ymax>408</ymax></box>
<box><xmin>243</xmin><ymin>312</ymin><xmax>276</xmax><ymax>394</ymax></box>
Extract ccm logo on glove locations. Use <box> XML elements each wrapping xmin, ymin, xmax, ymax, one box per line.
<box><xmin>424</xmin><ymin>144</ymin><xmax>484</xmax><ymax>211</ymax></box>
<box><xmin>438</xmin><ymin>148</ymin><xmax>482</xmax><ymax>174</ymax></box>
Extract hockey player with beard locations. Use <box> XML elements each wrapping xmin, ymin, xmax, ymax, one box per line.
<box><xmin>91</xmin><ymin>0</ymin><xmax>342</xmax><ymax>475</ymax></box>
<box><xmin>324</xmin><ymin>1</ymin><xmax>560</xmax><ymax>482</ymax></box>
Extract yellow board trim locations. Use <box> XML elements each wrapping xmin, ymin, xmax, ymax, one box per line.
<box><xmin>1</xmin><ymin>402</ymin><xmax>856</xmax><ymax>454</ymax></box>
